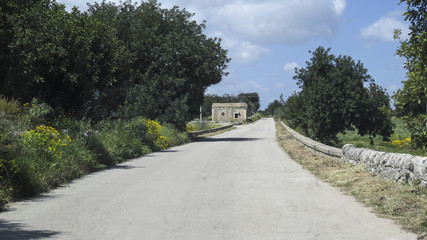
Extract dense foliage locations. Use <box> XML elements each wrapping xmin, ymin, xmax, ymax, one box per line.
<box><xmin>0</xmin><ymin>0</ymin><xmax>230</xmax><ymax>128</ymax></box>
<box><xmin>393</xmin><ymin>0</ymin><xmax>427</xmax><ymax>152</ymax></box>
<box><xmin>0</xmin><ymin>97</ymin><xmax>189</xmax><ymax>207</ymax></box>
<box><xmin>272</xmin><ymin>47</ymin><xmax>393</xmax><ymax>145</ymax></box>
<box><xmin>202</xmin><ymin>92</ymin><xmax>260</xmax><ymax>119</ymax></box>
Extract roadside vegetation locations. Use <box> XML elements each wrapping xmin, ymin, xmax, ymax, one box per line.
<box><xmin>336</xmin><ymin>118</ymin><xmax>425</xmax><ymax>157</ymax></box>
<box><xmin>276</xmin><ymin>121</ymin><xmax>427</xmax><ymax>239</ymax></box>
<box><xmin>186</xmin><ymin>121</ymin><xmax>223</xmax><ymax>132</ymax></box>
<box><xmin>0</xmin><ymin>0</ymin><xmax>230</xmax><ymax>209</ymax></box>
<box><xmin>0</xmin><ymin>97</ymin><xmax>189</xmax><ymax>208</ymax></box>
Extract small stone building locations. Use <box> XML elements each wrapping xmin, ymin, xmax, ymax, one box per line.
<box><xmin>212</xmin><ymin>103</ymin><xmax>248</xmax><ymax>122</ymax></box>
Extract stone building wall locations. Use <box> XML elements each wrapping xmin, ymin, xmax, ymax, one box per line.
<box><xmin>212</xmin><ymin>103</ymin><xmax>247</xmax><ymax>122</ymax></box>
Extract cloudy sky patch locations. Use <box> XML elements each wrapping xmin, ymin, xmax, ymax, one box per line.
<box><xmin>283</xmin><ymin>62</ymin><xmax>301</xmax><ymax>73</ymax></box>
<box><xmin>361</xmin><ymin>12</ymin><xmax>410</xmax><ymax>42</ymax></box>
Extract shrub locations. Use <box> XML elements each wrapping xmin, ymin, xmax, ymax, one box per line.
<box><xmin>95</xmin><ymin>118</ymin><xmax>169</xmax><ymax>161</ymax></box>
<box><xmin>145</xmin><ymin>119</ymin><xmax>169</xmax><ymax>150</ymax></box>
<box><xmin>161</xmin><ymin>123</ymin><xmax>189</xmax><ymax>147</ymax></box>
<box><xmin>17</xmin><ymin>125</ymin><xmax>74</xmax><ymax>193</ymax></box>
<box><xmin>21</xmin><ymin>99</ymin><xmax>53</xmax><ymax>126</ymax></box>
<box><xmin>0</xmin><ymin>97</ymin><xmax>28</xmax><ymax>201</ymax></box>
<box><xmin>247</xmin><ymin>113</ymin><xmax>262</xmax><ymax>122</ymax></box>
<box><xmin>96</xmin><ymin>120</ymin><xmax>150</xmax><ymax>162</ymax></box>
<box><xmin>392</xmin><ymin>137</ymin><xmax>412</xmax><ymax>147</ymax></box>
<box><xmin>0</xmin><ymin>96</ymin><xmax>189</xmax><ymax>207</ymax></box>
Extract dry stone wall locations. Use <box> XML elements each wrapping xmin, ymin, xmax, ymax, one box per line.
<box><xmin>342</xmin><ymin>144</ymin><xmax>427</xmax><ymax>185</ymax></box>
<box><xmin>280</xmin><ymin>121</ymin><xmax>427</xmax><ymax>185</ymax></box>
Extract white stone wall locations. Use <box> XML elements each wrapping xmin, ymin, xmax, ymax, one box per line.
<box><xmin>212</xmin><ymin>103</ymin><xmax>247</xmax><ymax>122</ymax></box>
<box><xmin>342</xmin><ymin>144</ymin><xmax>427</xmax><ymax>185</ymax></box>
<box><xmin>281</xmin><ymin>121</ymin><xmax>427</xmax><ymax>185</ymax></box>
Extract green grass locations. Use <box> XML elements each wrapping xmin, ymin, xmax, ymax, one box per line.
<box><xmin>186</xmin><ymin>121</ymin><xmax>223</xmax><ymax>132</ymax></box>
<box><xmin>276</xmin><ymin>121</ymin><xmax>427</xmax><ymax>239</ymax></box>
<box><xmin>336</xmin><ymin>118</ymin><xmax>425</xmax><ymax>156</ymax></box>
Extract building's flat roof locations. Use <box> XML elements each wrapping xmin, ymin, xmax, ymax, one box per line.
<box><xmin>212</xmin><ymin>103</ymin><xmax>248</xmax><ymax>108</ymax></box>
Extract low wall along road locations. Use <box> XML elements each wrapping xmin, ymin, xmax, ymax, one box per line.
<box><xmin>280</xmin><ymin>121</ymin><xmax>427</xmax><ymax>185</ymax></box>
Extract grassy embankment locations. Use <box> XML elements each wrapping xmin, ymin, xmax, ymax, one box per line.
<box><xmin>276</xmin><ymin>121</ymin><xmax>427</xmax><ymax>239</ymax></box>
<box><xmin>336</xmin><ymin>118</ymin><xmax>425</xmax><ymax>157</ymax></box>
<box><xmin>0</xmin><ymin>97</ymin><xmax>190</xmax><ymax>209</ymax></box>
<box><xmin>185</xmin><ymin>121</ymin><xmax>223</xmax><ymax>132</ymax></box>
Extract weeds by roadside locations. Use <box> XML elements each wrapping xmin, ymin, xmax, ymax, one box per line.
<box><xmin>336</xmin><ymin>118</ymin><xmax>425</xmax><ymax>157</ymax></box>
<box><xmin>276</xmin><ymin>121</ymin><xmax>427</xmax><ymax>239</ymax></box>
<box><xmin>186</xmin><ymin>121</ymin><xmax>223</xmax><ymax>132</ymax></box>
<box><xmin>0</xmin><ymin>97</ymin><xmax>189</xmax><ymax>209</ymax></box>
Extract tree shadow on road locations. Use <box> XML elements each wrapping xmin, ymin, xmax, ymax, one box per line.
<box><xmin>195</xmin><ymin>137</ymin><xmax>263</xmax><ymax>142</ymax></box>
<box><xmin>0</xmin><ymin>219</ymin><xmax>61</xmax><ymax>239</ymax></box>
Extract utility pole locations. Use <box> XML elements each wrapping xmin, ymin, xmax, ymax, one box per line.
<box><xmin>200</xmin><ymin>105</ymin><xmax>202</xmax><ymax>124</ymax></box>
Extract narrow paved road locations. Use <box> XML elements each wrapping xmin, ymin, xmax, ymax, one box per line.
<box><xmin>0</xmin><ymin>118</ymin><xmax>416</xmax><ymax>239</ymax></box>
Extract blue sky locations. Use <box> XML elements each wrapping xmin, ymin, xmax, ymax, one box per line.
<box><xmin>57</xmin><ymin>0</ymin><xmax>410</xmax><ymax>109</ymax></box>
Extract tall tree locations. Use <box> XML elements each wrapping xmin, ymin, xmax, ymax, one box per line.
<box><xmin>115</xmin><ymin>0</ymin><xmax>230</xmax><ymax>128</ymax></box>
<box><xmin>237</xmin><ymin>92</ymin><xmax>260</xmax><ymax>115</ymax></box>
<box><xmin>292</xmin><ymin>47</ymin><xmax>393</xmax><ymax>144</ymax></box>
<box><xmin>0</xmin><ymin>0</ymin><xmax>230</xmax><ymax>128</ymax></box>
<box><xmin>393</xmin><ymin>0</ymin><xmax>427</xmax><ymax>151</ymax></box>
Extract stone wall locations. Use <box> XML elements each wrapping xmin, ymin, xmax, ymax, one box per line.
<box><xmin>280</xmin><ymin>121</ymin><xmax>427</xmax><ymax>185</ymax></box>
<box><xmin>212</xmin><ymin>103</ymin><xmax>247</xmax><ymax>122</ymax></box>
<box><xmin>342</xmin><ymin>144</ymin><xmax>427</xmax><ymax>185</ymax></box>
<box><xmin>280</xmin><ymin>121</ymin><xmax>342</xmax><ymax>158</ymax></box>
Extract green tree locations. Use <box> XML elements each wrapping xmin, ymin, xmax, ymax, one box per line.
<box><xmin>114</xmin><ymin>0</ymin><xmax>230</xmax><ymax>128</ymax></box>
<box><xmin>237</xmin><ymin>92</ymin><xmax>260</xmax><ymax>115</ymax></box>
<box><xmin>292</xmin><ymin>47</ymin><xmax>393</xmax><ymax>144</ymax></box>
<box><xmin>0</xmin><ymin>0</ymin><xmax>229</xmax><ymax>127</ymax></box>
<box><xmin>263</xmin><ymin>99</ymin><xmax>283</xmax><ymax>117</ymax></box>
<box><xmin>393</xmin><ymin>0</ymin><xmax>427</xmax><ymax>151</ymax></box>
<box><xmin>283</xmin><ymin>92</ymin><xmax>307</xmax><ymax>130</ymax></box>
<box><xmin>0</xmin><ymin>0</ymin><xmax>124</xmax><ymax>118</ymax></box>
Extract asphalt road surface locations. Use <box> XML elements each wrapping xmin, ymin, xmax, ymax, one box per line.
<box><xmin>0</xmin><ymin>118</ymin><xmax>417</xmax><ymax>239</ymax></box>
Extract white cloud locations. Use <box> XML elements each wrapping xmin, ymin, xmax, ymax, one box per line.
<box><xmin>206</xmin><ymin>78</ymin><xmax>270</xmax><ymax>96</ymax></box>
<box><xmin>210</xmin><ymin>0</ymin><xmax>345</xmax><ymax>45</ymax></box>
<box><xmin>215</xmin><ymin>33</ymin><xmax>270</xmax><ymax>63</ymax></box>
<box><xmin>361</xmin><ymin>15</ymin><xmax>409</xmax><ymax>42</ymax></box>
<box><xmin>231</xmin><ymin>41</ymin><xmax>270</xmax><ymax>64</ymax></box>
<box><xmin>332</xmin><ymin>0</ymin><xmax>346</xmax><ymax>15</ymax></box>
<box><xmin>162</xmin><ymin>0</ymin><xmax>347</xmax><ymax>50</ymax></box>
<box><xmin>283</xmin><ymin>62</ymin><xmax>301</xmax><ymax>73</ymax></box>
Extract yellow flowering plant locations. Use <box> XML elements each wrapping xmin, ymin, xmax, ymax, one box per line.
<box><xmin>21</xmin><ymin>125</ymin><xmax>73</xmax><ymax>159</ymax></box>
<box><xmin>392</xmin><ymin>137</ymin><xmax>412</xmax><ymax>147</ymax></box>
<box><xmin>145</xmin><ymin>119</ymin><xmax>169</xmax><ymax>150</ymax></box>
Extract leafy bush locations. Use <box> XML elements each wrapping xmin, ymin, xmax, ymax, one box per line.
<box><xmin>95</xmin><ymin>118</ymin><xmax>170</xmax><ymax>162</ymax></box>
<box><xmin>247</xmin><ymin>113</ymin><xmax>263</xmax><ymax>122</ymax></box>
<box><xmin>16</xmin><ymin>124</ymin><xmax>100</xmax><ymax>194</ymax></box>
<box><xmin>96</xmin><ymin>120</ymin><xmax>150</xmax><ymax>162</ymax></box>
<box><xmin>161</xmin><ymin>123</ymin><xmax>190</xmax><ymax>147</ymax></box>
<box><xmin>0</xmin><ymin>97</ymin><xmax>190</xmax><ymax>208</ymax></box>
<box><xmin>186</xmin><ymin>121</ymin><xmax>222</xmax><ymax>132</ymax></box>
<box><xmin>403</xmin><ymin>115</ymin><xmax>427</xmax><ymax>152</ymax></box>
<box><xmin>0</xmin><ymin>97</ymin><xmax>27</xmax><ymax>202</ymax></box>
<box><xmin>392</xmin><ymin>137</ymin><xmax>412</xmax><ymax>147</ymax></box>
